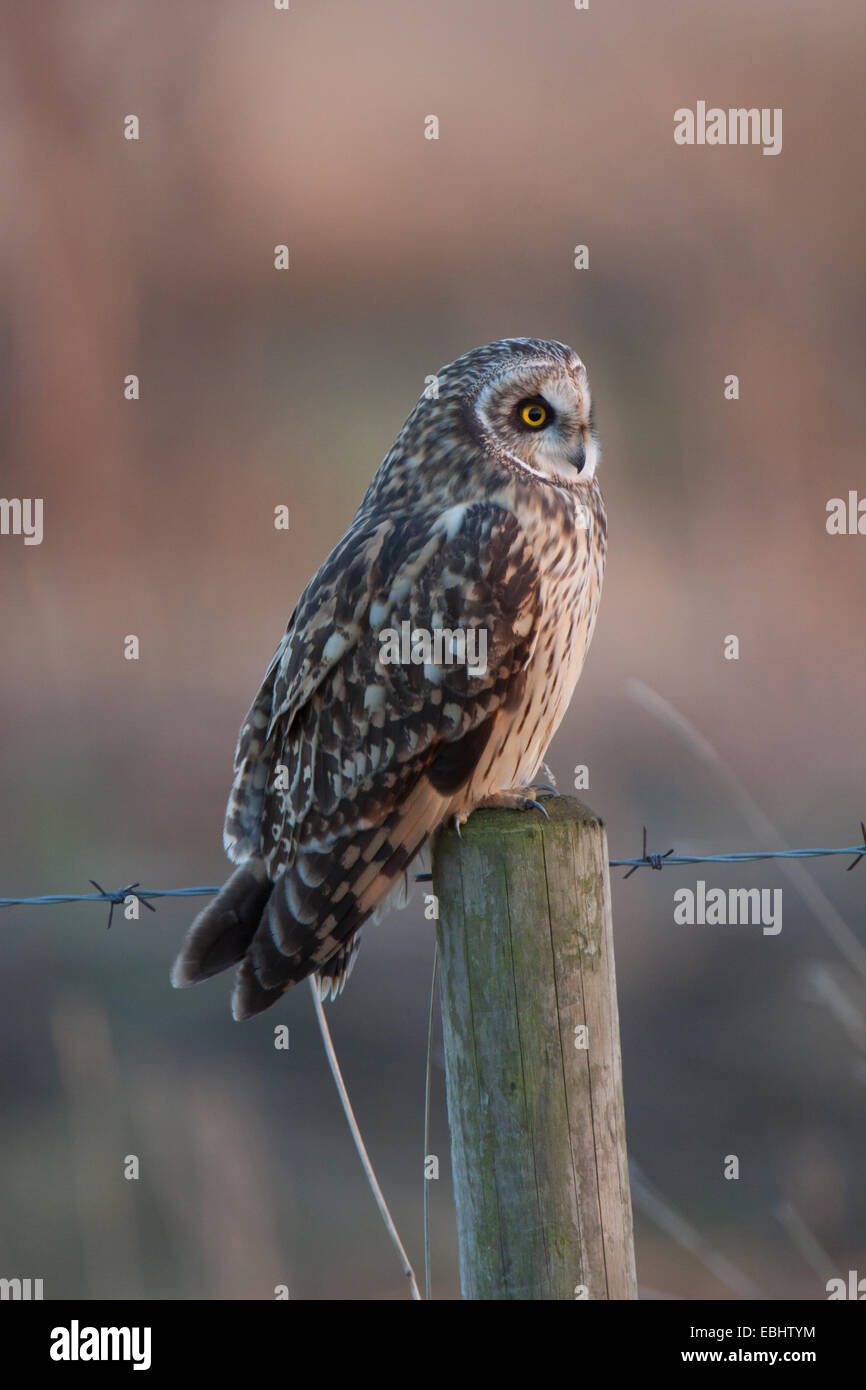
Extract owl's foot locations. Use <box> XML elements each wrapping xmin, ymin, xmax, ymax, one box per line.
<box><xmin>451</xmin><ymin>786</ymin><xmax>553</xmax><ymax>837</ymax></box>
<box><xmin>475</xmin><ymin>788</ymin><xmax>551</xmax><ymax>818</ymax></box>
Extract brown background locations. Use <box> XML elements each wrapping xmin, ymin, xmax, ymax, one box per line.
<box><xmin>0</xmin><ymin>0</ymin><xmax>864</xmax><ymax>1299</ymax></box>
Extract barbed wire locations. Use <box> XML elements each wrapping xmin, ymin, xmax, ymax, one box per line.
<box><xmin>612</xmin><ymin>823</ymin><xmax>866</xmax><ymax>878</ymax></box>
<box><xmin>0</xmin><ymin>822</ymin><xmax>863</xmax><ymax>927</ymax></box>
<box><xmin>0</xmin><ymin>882</ymin><xmax>221</xmax><ymax>927</ymax></box>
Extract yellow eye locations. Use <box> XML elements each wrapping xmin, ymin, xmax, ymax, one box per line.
<box><xmin>521</xmin><ymin>403</ymin><xmax>548</xmax><ymax>428</ymax></box>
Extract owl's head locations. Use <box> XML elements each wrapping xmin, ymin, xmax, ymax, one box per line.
<box><xmin>456</xmin><ymin>338</ymin><xmax>599</xmax><ymax>491</ymax></box>
<box><xmin>365</xmin><ymin>338</ymin><xmax>600</xmax><ymax>516</ymax></box>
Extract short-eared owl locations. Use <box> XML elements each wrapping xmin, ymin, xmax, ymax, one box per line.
<box><xmin>172</xmin><ymin>338</ymin><xmax>606</xmax><ymax>1018</ymax></box>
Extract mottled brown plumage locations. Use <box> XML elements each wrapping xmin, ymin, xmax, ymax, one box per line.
<box><xmin>171</xmin><ymin>337</ymin><xmax>606</xmax><ymax>1018</ymax></box>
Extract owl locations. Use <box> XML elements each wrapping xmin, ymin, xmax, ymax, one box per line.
<box><xmin>171</xmin><ymin>337</ymin><xmax>606</xmax><ymax>1018</ymax></box>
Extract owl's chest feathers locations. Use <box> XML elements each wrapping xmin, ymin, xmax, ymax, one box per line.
<box><xmin>457</xmin><ymin>483</ymin><xmax>606</xmax><ymax>804</ymax></box>
<box><xmin>509</xmin><ymin>478</ymin><xmax>605</xmax><ymax>633</ymax></box>
<box><xmin>522</xmin><ymin>488</ymin><xmax>604</xmax><ymax>713</ymax></box>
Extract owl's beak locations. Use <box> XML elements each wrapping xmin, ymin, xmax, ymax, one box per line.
<box><xmin>571</xmin><ymin>438</ymin><xmax>587</xmax><ymax>474</ymax></box>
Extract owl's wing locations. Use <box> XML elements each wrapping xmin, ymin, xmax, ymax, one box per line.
<box><xmin>225</xmin><ymin>503</ymin><xmax>539</xmax><ymax>856</ymax></box>
<box><xmin>208</xmin><ymin>502</ymin><xmax>541</xmax><ymax>1018</ymax></box>
<box><xmin>223</xmin><ymin>514</ymin><xmax>397</xmax><ymax>862</ymax></box>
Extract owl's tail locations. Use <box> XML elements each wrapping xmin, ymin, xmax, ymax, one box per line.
<box><xmin>170</xmin><ymin>855</ymin><xmax>368</xmax><ymax>1018</ymax></box>
<box><xmin>170</xmin><ymin>860</ymin><xmax>273</xmax><ymax>991</ymax></box>
<box><xmin>172</xmin><ymin>779</ymin><xmax>442</xmax><ymax>1019</ymax></box>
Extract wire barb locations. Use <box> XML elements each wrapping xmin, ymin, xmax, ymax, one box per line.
<box><xmin>846</xmin><ymin>822</ymin><xmax>866</xmax><ymax>873</ymax></box>
<box><xmin>88</xmin><ymin>880</ymin><xmax>156</xmax><ymax>929</ymax></box>
<box><xmin>621</xmin><ymin>826</ymin><xmax>675</xmax><ymax>879</ymax></box>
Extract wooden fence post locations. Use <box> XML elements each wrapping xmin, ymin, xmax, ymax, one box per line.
<box><xmin>431</xmin><ymin>794</ymin><xmax>637</xmax><ymax>1300</ymax></box>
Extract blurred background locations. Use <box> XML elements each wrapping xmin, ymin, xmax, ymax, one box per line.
<box><xmin>0</xmin><ymin>0</ymin><xmax>864</xmax><ymax>1300</ymax></box>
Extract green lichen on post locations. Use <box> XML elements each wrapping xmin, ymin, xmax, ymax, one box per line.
<box><xmin>432</xmin><ymin>795</ymin><xmax>637</xmax><ymax>1301</ymax></box>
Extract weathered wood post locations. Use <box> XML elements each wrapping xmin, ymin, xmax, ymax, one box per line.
<box><xmin>432</xmin><ymin>795</ymin><xmax>637</xmax><ymax>1300</ymax></box>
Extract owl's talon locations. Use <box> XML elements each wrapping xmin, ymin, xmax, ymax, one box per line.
<box><xmin>474</xmin><ymin>788</ymin><xmax>553</xmax><ymax>817</ymax></box>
